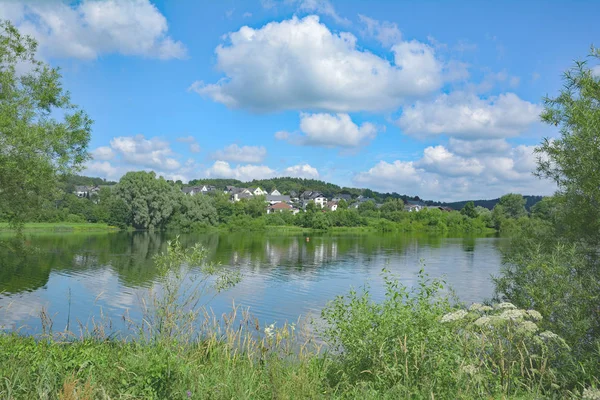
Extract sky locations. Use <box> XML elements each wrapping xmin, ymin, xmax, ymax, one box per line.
<box><xmin>2</xmin><ymin>0</ymin><xmax>599</xmax><ymax>201</ymax></box>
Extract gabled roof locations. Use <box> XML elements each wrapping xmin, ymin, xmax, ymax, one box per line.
<box><xmin>269</xmin><ymin>202</ymin><xmax>292</xmax><ymax>210</ymax></box>
<box><xmin>266</xmin><ymin>195</ymin><xmax>291</xmax><ymax>202</ymax></box>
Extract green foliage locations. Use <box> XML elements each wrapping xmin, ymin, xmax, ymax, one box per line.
<box><xmin>0</xmin><ymin>21</ymin><xmax>92</xmax><ymax>229</ymax></box>
<box><xmin>460</xmin><ymin>201</ymin><xmax>477</xmax><ymax>218</ymax></box>
<box><xmin>536</xmin><ymin>48</ymin><xmax>600</xmax><ymax>245</ymax></box>
<box><xmin>321</xmin><ymin>271</ymin><xmax>578</xmax><ymax>397</ymax></box>
<box><xmin>357</xmin><ymin>200</ymin><xmax>377</xmax><ymax>214</ymax></box>
<box><xmin>497</xmin><ymin>193</ymin><xmax>528</xmax><ymax>219</ymax></box>
<box><xmin>113</xmin><ymin>171</ymin><xmax>181</xmax><ymax>230</ymax></box>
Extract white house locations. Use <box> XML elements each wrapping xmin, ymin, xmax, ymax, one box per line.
<box><xmin>270</xmin><ymin>189</ymin><xmax>281</xmax><ymax>196</ymax></box>
<box><xmin>249</xmin><ymin>187</ymin><xmax>267</xmax><ymax>196</ymax></box>
<box><xmin>326</xmin><ymin>201</ymin><xmax>338</xmax><ymax>211</ymax></box>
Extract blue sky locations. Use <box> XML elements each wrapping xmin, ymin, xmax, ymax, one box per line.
<box><xmin>3</xmin><ymin>0</ymin><xmax>599</xmax><ymax>201</ymax></box>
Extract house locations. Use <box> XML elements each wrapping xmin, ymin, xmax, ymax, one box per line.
<box><xmin>300</xmin><ymin>191</ymin><xmax>327</xmax><ymax>208</ymax></box>
<box><xmin>201</xmin><ymin>185</ymin><xmax>216</xmax><ymax>193</ymax></box>
<box><xmin>249</xmin><ymin>187</ymin><xmax>267</xmax><ymax>196</ymax></box>
<box><xmin>230</xmin><ymin>187</ymin><xmax>254</xmax><ymax>202</ymax></box>
<box><xmin>270</xmin><ymin>189</ymin><xmax>281</xmax><ymax>196</ymax></box>
<box><xmin>74</xmin><ymin>185</ymin><xmax>99</xmax><ymax>198</ymax></box>
<box><xmin>326</xmin><ymin>201</ymin><xmax>338</xmax><ymax>212</ymax></box>
<box><xmin>182</xmin><ymin>186</ymin><xmax>205</xmax><ymax>196</ymax></box>
<box><xmin>266</xmin><ymin>195</ymin><xmax>291</xmax><ymax>205</ymax></box>
<box><xmin>267</xmin><ymin>202</ymin><xmax>293</xmax><ymax>214</ymax></box>
<box><xmin>405</xmin><ymin>201</ymin><xmax>426</xmax><ymax>212</ymax></box>
<box><xmin>289</xmin><ymin>190</ymin><xmax>299</xmax><ymax>200</ymax></box>
<box><xmin>332</xmin><ymin>194</ymin><xmax>352</xmax><ymax>202</ymax></box>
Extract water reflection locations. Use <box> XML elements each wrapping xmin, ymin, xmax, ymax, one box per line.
<box><xmin>0</xmin><ymin>231</ymin><xmax>504</xmax><ymax>334</ymax></box>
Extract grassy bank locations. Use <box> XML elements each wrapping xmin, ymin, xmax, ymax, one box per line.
<box><xmin>0</xmin><ymin>222</ymin><xmax>119</xmax><ymax>232</ymax></box>
<box><xmin>0</xmin><ymin>239</ymin><xmax>596</xmax><ymax>399</ymax></box>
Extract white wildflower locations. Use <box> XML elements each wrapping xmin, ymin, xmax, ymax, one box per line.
<box><xmin>441</xmin><ymin>310</ymin><xmax>468</xmax><ymax>323</ymax></box>
<box><xmin>539</xmin><ymin>331</ymin><xmax>559</xmax><ymax>341</ymax></box>
<box><xmin>474</xmin><ymin>316</ymin><xmax>492</xmax><ymax>327</ymax></box>
<box><xmin>517</xmin><ymin>320</ymin><xmax>539</xmax><ymax>334</ymax></box>
<box><xmin>469</xmin><ymin>303</ymin><xmax>484</xmax><ymax>312</ymax></box>
<box><xmin>480</xmin><ymin>306</ymin><xmax>493</xmax><ymax>312</ymax></box>
<box><xmin>495</xmin><ymin>302</ymin><xmax>517</xmax><ymax>310</ymax></box>
<box><xmin>498</xmin><ymin>309</ymin><xmax>527</xmax><ymax>321</ymax></box>
<box><xmin>526</xmin><ymin>309</ymin><xmax>543</xmax><ymax>321</ymax></box>
<box><xmin>264</xmin><ymin>323</ymin><xmax>276</xmax><ymax>338</ymax></box>
<box><xmin>461</xmin><ymin>364</ymin><xmax>478</xmax><ymax>375</ymax></box>
<box><xmin>583</xmin><ymin>387</ymin><xmax>600</xmax><ymax>400</ymax></box>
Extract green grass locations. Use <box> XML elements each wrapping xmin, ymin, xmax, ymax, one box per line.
<box><xmin>0</xmin><ymin>239</ymin><xmax>596</xmax><ymax>399</ymax></box>
<box><xmin>0</xmin><ymin>222</ymin><xmax>119</xmax><ymax>232</ymax></box>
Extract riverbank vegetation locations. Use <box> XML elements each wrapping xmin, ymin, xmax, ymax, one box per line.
<box><xmin>1</xmin><ymin>239</ymin><xmax>597</xmax><ymax>399</ymax></box>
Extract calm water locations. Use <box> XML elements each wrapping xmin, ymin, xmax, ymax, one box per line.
<box><xmin>0</xmin><ymin>231</ymin><xmax>506</xmax><ymax>334</ymax></box>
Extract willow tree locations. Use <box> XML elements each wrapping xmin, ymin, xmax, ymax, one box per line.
<box><xmin>536</xmin><ymin>47</ymin><xmax>600</xmax><ymax>244</ymax></box>
<box><xmin>0</xmin><ymin>21</ymin><xmax>92</xmax><ymax>228</ymax></box>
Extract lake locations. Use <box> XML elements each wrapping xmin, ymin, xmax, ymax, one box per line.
<box><xmin>0</xmin><ymin>231</ymin><xmax>506</xmax><ymax>334</ymax></box>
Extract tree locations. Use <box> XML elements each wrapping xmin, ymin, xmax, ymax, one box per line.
<box><xmin>496</xmin><ymin>194</ymin><xmax>527</xmax><ymax>219</ymax></box>
<box><xmin>536</xmin><ymin>47</ymin><xmax>600</xmax><ymax>244</ymax></box>
<box><xmin>337</xmin><ymin>199</ymin><xmax>348</xmax><ymax>210</ymax></box>
<box><xmin>0</xmin><ymin>22</ymin><xmax>92</xmax><ymax>228</ymax></box>
<box><xmin>460</xmin><ymin>201</ymin><xmax>477</xmax><ymax>219</ymax></box>
<box><xmin>113</xmin><ymin>171</ymin><xmax>180</xmax><ymax>229</ymax></box>
<box><xmin>380</xmin><ymin>198</ymin><xmax>404</xmax><ymax>213</ymax></box>
<box><xmin>357</xmin><ymin>200</ymin><xmax>377</xmax><ymax>214</ymax></box>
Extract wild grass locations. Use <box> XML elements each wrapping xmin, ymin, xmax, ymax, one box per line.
<box><xmin>0</xmin><ymin>239</ymin><xmax>597</xmax><ymax>399</ymax></box>
<box><xmin>0</xmin><ymin>223</ymin><xmax>118</xmax><ymax>232</ymax></box>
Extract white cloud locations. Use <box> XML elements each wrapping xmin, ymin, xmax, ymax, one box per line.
<box><xmin>398</xmin><ymin>92</ymin><xmax>541</xmax><ymax>139</ymax></box>
<box><xmin>283</xmin><ymin>164</ymin><xmax>319</xmax><ymax>179</ymax></box>
<box><xmin>206</xmin><ymin>161</ymin><xmax>276</xmax><ymax>181</ymax></box>
<box><xmin>592</xmin><ymin>65</ymin><xmax>600</xmax><ymax>77</ymax></box>
<box><xmin>0</xmin><ymin>0</ymin><xmax>186</xmax><ymax>60</ymax></box>
<box><xmin>213</xmin><ymin>144</ymin><xmax>267</xmax><ymax>163</ymax></box>
<box><xmin>295</xmin><ymin>0</ymin><xmax>348</xmax><ymax>25</ymax></box>
<box><xmin>243</xmin><ymin>12</ymin><xmax>252</xmax><ymax>18</ymax></box>
<box><xmin>84</xmin><ymin>160</ymin><xmax>122</xmax><ymax>180</ymax></box>
<box><xmin>189</xmin><ymin>143</ymin><xmax>201</xmax><ymax>153</ymax></box>
<box><xmin>278</xmin><ymin>113</ymin><xmax>378</xmax><ymax>148</ymax></box>
<box><xmin>448</xmin><ymin>138</ymin><xmax>511</xmax><ymax>156</ymax></box>
<box><xmin>353</xmin><ymin>144</ymin><xmax>553</xmax><ymax>201</ymax></box>
<box><xmin>261</xmin><ymin>0</ymin><xmax>348</xmax><ymax>24</ymax></box>
<box><xmin>110</xmin><ymin>134</ymin><xmax>181</xmax><ymax>171</ymax></box>
<box><xmin>91</xmin><ymin>146</ymin><xmax>115</xmax><ymax>161</ymax></box>
<box><xmin>358</xmin><ymin>14</ymin><xmax>402</xmax><ymax>47</ymax></box>
<box><xmin>191</xmin><ymin>15</ymin><xmax>442</xmax><ymax>112</ymax></box>
<box><xmin>416</xmin><ymin>145</ymin><xmax>484</xmax><ymax>176</ymax></box>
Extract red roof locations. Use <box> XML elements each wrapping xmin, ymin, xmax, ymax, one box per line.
<box><xmin>270</xmin><ymin>202</ymin><xmax>292</xmax><ymax>210</ymax></box>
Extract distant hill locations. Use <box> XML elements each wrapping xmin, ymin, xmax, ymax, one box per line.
<box><xmin>427</xmin><ymin>195</ymin><xmax>544</xmax><ymax>211</ymax></box>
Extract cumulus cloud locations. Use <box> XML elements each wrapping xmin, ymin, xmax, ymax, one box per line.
<box><xmin>91</xmin><ymin>146</ymin><xmax>115</xmax><ymax>161</ymax></box>
<box><xmin>213</xmin><ymin>144</ymin><xmax>267</xmax><ymax>163</ymax></box>
<box><xmin>84</xmin><ymin>134</ymin><xmax>198</xmax><ymax>182</ymax></box>
<box><xmin>448</xmin><ymin>138</ymin><xmax>511</xmax><ymax>156</ymax></box>
<box><xmin>353</xmin><ymin>144</ymin><xmax>553</xmax><ymax>201</ymax></box>
<box><xmin>398</xmin><ymin>92</ymin><xmax>541</xmax><ymax>139</ymax></box>
<box><xmin>206</xmin><ymin>161</ymin><xmax>276</xmax><ymax>181</ymax></box>
<box><xmin>283</xmin><ymin>164</ymin><xmax>320</xmax><ymax>179</ymax></box>
<box><xmin>191</xmin><ymin>15</ymin><xmax>442</xmax><ymax>112</ymax></box>
<box><xmin>0</xmin><ymin>0</ymin><xmax>186</xmax><ymax>60</ymax></box>
<box><xmin>206</xmin><ymin>160</ymin><xmax>320</xmax><ymax>181</ymax></box>
<box><xmin>277</xmin><ymin>113</ymin><xmax>378</xmax><ymax>148</ymax></box>
<box><xmin>189</xmin><ymin>143</ymin><xmax>201</xmax><ymax>153</ymax></box>
<box><xmin>416</xmin><ymin>145</ymin><xmax>484</xmax><ymax>176</ymax></box>
<box><xmin>110</xmin><ymin>135</ymin><xmax>181</xmax><ymax>171</ymax></box>
<box><xmin>592</xmin><ymin>65</ymin><xmax>600</xmax><ymax>77</ymax></box>
<box><xmin>358</xmin><ymin>14</ymin><xmax>402</xmax><ymax>47</ymax></box>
